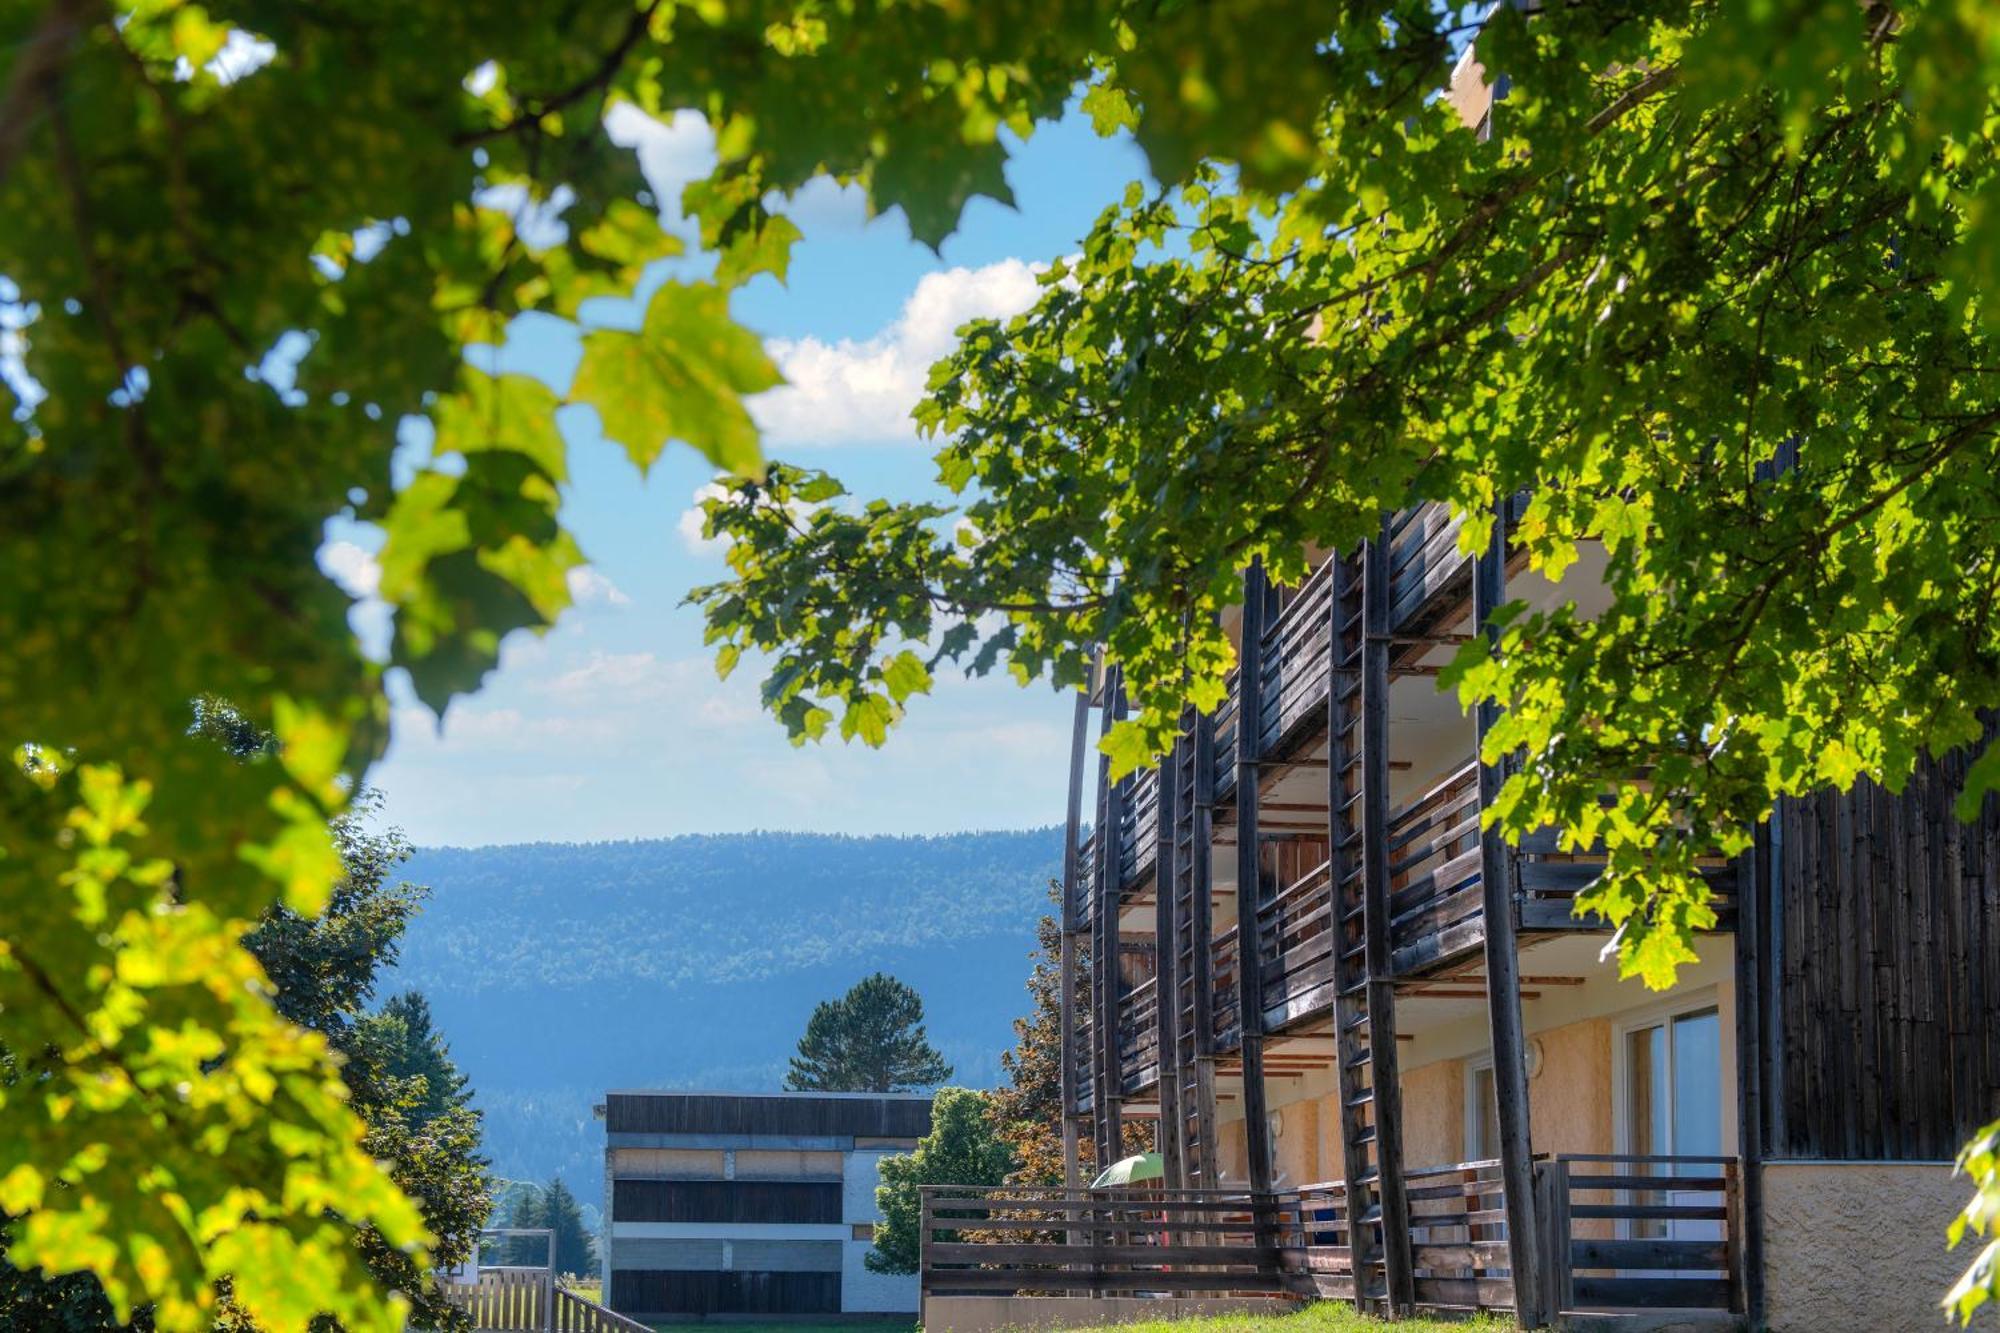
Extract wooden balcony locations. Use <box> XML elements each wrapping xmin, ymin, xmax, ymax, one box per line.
<box><xmin>1116</xmin><ymin>977</ymin><xmax>1160</xmax><ymax>1094</ymax></box>
<box><xmin>918</xmin><ymin>1155</ymin><xmax>1745</xmax><ymax>1321</ymax></box>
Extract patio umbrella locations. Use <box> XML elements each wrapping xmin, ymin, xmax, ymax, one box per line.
<box><xmin>1091</xmin><ymin>1152</ymin><xmax>1164</xmax><ymax>1188</ymax></box>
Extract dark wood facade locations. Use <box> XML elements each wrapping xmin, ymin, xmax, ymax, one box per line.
<box><xmin>1759</xmin><ymin>756</ymin><xmax>2000</xmax><ymax>1161</ymax></box>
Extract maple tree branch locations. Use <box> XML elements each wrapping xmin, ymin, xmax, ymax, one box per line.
<box><xmin>0</xmin><ymin>0</ymin><xmax>101</xmax><ymax>188</ymax></box>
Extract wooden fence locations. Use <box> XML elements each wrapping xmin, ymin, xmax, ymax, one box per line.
<box><xmin>440</xmin><ymin>1271</ymin><xmax>651</xmax><ymax>1333</ymax></box>
<box><xmin>919</xmin><ymin>1187</ymin><xmax>1314</xmax><ymax>1298</ymax></box>
<box><xmin>920</xmin><ymin>1157</ymin><xmax>1741</xmax><ymax>1320</ymax></box>
<box><xmin>1540</xmin><ymin>1154</ymin><xmax>1740</xmax><ymax>1315</ymax></box>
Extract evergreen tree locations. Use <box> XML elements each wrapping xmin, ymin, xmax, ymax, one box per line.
<box><xmin>539</xmin><ymin>1178</ymin><xmax>597</xmax><ymax>1280</ymax></box>
<box><xmin>990</xmin><ymin>883</ymin><xmax>1150</xmax><ymax>1187</ymax></box>
<box><xmin>785</xmin><ymin>973</ymin><xmax>952</xmax><ymax>1093</ymax></box>
<box><xmin>867</xmin><ymin>1087</ymin><xmax>1015</xmax><ymax>1275</ymax></box>
<box><xmin>364</xmin><ymin>990</ymin><xmax>471</xmax><ymax>1127</ymax></box>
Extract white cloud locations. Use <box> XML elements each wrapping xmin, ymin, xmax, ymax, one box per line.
<box><xmin>320</xmin><ymin>539</ymin><xmax>381</xmax><ymax>598</ymax></box>
<box><xmin>750</xmin><ymin>257</ymin><xmax>1049</xmax><ymax>447</ymax></box>
<box><xmin>605</xmin><ymin>106</ymin><xmax>717</xmax><ymax>221</ymax></box>
<box><xmin>678</xmin><ymin>482</ymin><xmax>731</xmax><ymax>556</ymax></box>
<box><xmin>566</xmin><ymin>565</ymin><xmax>630</xmax><ymax>606</ymax></box>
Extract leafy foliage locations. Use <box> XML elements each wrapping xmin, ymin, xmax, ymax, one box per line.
<box><xmin>13</xmin><ymin>0</ymin><xmax>2000</xmax><ymax>1320</ymax></box>
<box><xmin>680</xmin><ymin>3</ymin><xmax>2000</xmax><ymax>1315</ymax></box>
<box><xmin>1</xmin><ymin>800</ymin><xmax>487</xmax><ymax>1332</ymax></box>
<box><xmin>785</xmin><ymin>973</ymin><xmax>952</xmax><ymax>1093</ymax></box>
<box><xmin>867</xmin><ymin>1086</ymin><xmax>1013</xmax><ymax>1276</ymax></box>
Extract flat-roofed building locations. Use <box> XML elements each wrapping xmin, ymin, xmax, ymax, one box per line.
<box><xmin>597</xmin><ymin>1089</ymin><xmax>931</xmax><ymax>1320</ymax></box>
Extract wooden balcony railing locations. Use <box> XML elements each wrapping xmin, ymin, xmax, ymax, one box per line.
<box><xmin>921</xmin><ymin>1158</ymin><xmax>1742</xmax><ymax>1322</ymax></box>
<box><xmin>1117</xmin><ymin>977</ymin><xmax>1160</xmax><ymax>1092</ymax></box>
<box><xmin>919</xmin><ymin>1187</ymin><xmax>1311</xmax><ymax>1299</ymax></box>
<box><xmin>1212</xmin><ymin>925</ymin><xmax>1242</xmax><ymax>1049</ymax></box>
<box><xmin>1404</xmin><ymin>1158</ymin><xmax>1513</xmax><ymax>1311</ymax></box>
<box><xmin>1255</xmin><ymin>858</ymin><xmax>1336</xmax><ymax>1024</ymax></box>
<box><xmin>1386</xmin><ymin>760</ymin><xmax>1486</xmax><ymax>974</ymax></box>
<box><xmin>1540</xmin><ymin>1153</ymin><xmax>1741</xmax><ymax>1317</ymax></box>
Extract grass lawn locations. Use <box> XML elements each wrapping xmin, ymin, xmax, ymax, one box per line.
<box><xmin>645</xmin><ymin>1325</ymin><xmax>916</xmax><ymax>1333</ymax></box>
<box><xmin>1046</xmin><ymin>1307</ymin><xmax>1511</xmax><ymax>1333</ymax></box>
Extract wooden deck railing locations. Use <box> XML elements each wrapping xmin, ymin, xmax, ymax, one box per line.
<box><xmin>1255</xmin><ymin>857</ymin><xmax>1336</xmax><ymax>1021</ymax></box>
<box><xmin>442</xmin><ymin>1268</ymin><xmax>551</xmax><ymax>1331</ymax></box>
<box><xmin>552</xmin><ymin>1285</ymin><xmax>652</xmax><ymax>1333</ymax></box>
<box><xmin>1540</xmin><ymin>1153</ymin><xmax>1741</xmax><ymax>1316</ymax></box>
<box><xmin>1386</xmin><ymin>761</ymin><xmax>1485</xmax><ymax>973</ymax></box>
<box><xmin>1404</xmin><ymin>1158</ymin><xmax>1514</xmax><ymax>1311</ymax></box>
<box><xmin>1211</xmin><ymin>925</ymin><xmax>1241</xmax><ymax>1048</ymax></box>
<box><xmin>919</xmin><ymin>1186</ymin><xmax>1312</xmax><ymax>1299</ymax></box>
<box><xmin>441</xmin><ymin>1270</ymin><xmax>652</xmax><ymax>1333</ymax></box>
<box><xmin>1116</xmin><ymin>977</ymin><xmax>1160</xmax><ymax>1091</ymax></box>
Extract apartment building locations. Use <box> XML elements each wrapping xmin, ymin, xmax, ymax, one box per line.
<box><xmin>598</xmin><ymin>1089</ymin><xmax>930</xmax><ymax>1320</ymax></box>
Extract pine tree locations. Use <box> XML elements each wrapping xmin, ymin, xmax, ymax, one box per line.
<box><xmin>363</xmin><ymin>989</ymin><xmax>471</xmax><ymax>1127</ymax></box>
<box><xmin>784</xmin><ymin>973</ymin><xmax>952</xmax><ymax>1093</ymax></box>
<box><xmin>539</xmin><ymin>1178</ymin><xmax>598</xmax><ymax>1280</ymax></box>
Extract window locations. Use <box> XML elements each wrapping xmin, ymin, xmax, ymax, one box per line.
<box><xmin>1465</xmin><ymin>1056</ymin><xmax>1499</xmax><ymax>1161</ymax></box>
<box><xmin>1619</xmin><ymin>1001</ymin><xmax>1723</xmax><ymax>1242</ymax></box>
<box><xmin>851</xmin><ymin>1224</ymin><xmax>875</xmax><ymax>1242</ymax></box>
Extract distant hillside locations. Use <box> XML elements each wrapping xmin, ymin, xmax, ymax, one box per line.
<box><xmin>383</xmin><ymin>829</ymin><xmax>1063</xmax><ymax>1209</ymax></box>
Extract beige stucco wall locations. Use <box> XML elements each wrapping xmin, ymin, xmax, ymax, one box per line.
<box><xmin>1530</xmin><ymin>1017</ymin><xmax>1613</xmax><ymax>1157</ymax></box>
<box><xmin>1763</xmin><ymin>1161</ymin><xmax>1965</xmax><ymax>1333</ymax></box>
<box><xmin>1400</xmin><ymin>1057</ymin><xmax>1465</xmax><ymax>1168</ymax></box>
<box><xmin>1270</xmin><ymin>1091</ymin><xmax>1321</xmax><ymax>1187</ymax></box>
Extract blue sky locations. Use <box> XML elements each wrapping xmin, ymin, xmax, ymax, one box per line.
<box><xmin>326</xmin><ymin>107</ymin><xmax>1149</xmax><ymax>848</ymax></box>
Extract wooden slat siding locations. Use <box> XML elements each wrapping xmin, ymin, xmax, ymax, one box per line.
<box><xmin>603</xmin><ymin>1092</ymin><xmax>930</xmax><ymax>1138</ymax></box>
<box><xmin>1769</xmin><ymin>737</ymin><xmax>2000</xmax><ymax>1161</ymax></box>
<box><xmin>1472</xmin><ymin>499</ymin><xmax>1543</xmax><ymax>1327</ymax></box>
<box><xmin>611</xmin><ymin>1270</ymin><xmax>838</xmax><ymax>1317</ymax></box>
<box><xmin>1235</xmin><ymin>559</ymin><xmax>1278</xmax><ymax>1245</ymax></box>
<box><xmin>611</xmin><ymin>1180</ymin><xmax>841</xmax><ymax>1225</ymax></box>
<box><xmin>1060</xmin><ymin>684</ymin><xmax>1091</xmax><ymax>1185</ymax></box>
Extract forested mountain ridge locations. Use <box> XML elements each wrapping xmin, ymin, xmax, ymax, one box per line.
<box><xmin>383</xmin><ymin>828</ymin><xmax>1063</xmax><ymax>1208</ymax></box>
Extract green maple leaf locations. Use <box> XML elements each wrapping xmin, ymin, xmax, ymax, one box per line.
<box><xmin>571</xmin><ymin>281</ymin><xmax>781</xmax><ymax>476</ymax></box>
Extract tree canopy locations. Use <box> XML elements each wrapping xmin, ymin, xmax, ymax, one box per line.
<box><xmin>867</xmin><ymin>1085</ymin><xmax>1013</xmax><ymax>1276</ymax></box>
<box><xmin>7</xmin><ymin>0</ymin><xmax>2000</xmax><ymax>1325</ymax></box>
<box><xmin>785</xmin><ymin>972</ymin><xmax>953</xmax><ymax>1093</ymax></box>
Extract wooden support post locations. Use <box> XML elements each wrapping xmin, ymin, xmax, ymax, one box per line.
<box><xmin>1235</xmin><ymin>560</ymin><xmax>1276</xmax><ymax>1236</ymax></box>
<box><xmin>1155</xmin><ymin>732</ymin><xmax>1184</xmax><ymax>1191</ymax></box>
<box><xmin>1361</xmin><ymin>531</ymin><xmax>1416</xmax><ymax>1314</ymax></box>
<box><xmin>1093</xmin><ymin>672</ymin><xmax>1127</xmax><ymax>1168</ymax></box>
<box><xmin>1189</xmin><ymin>710</ymin><xmax>1220</xmax><ymax>1189</ymax></box>
<box><xmin>1473</xmin><ymin>500</ymin><xmax>1544</xmax><ymax>1328</ymax></box>
<box><xmin>1059</xmin><ymin>682</ymin><xmax>1092</xmax><ymax>1193</ymax></box>
<box><xmin>1736</xmin><ymin>840</ymin><xmax>1767</xmax><ymax>1324</ymax></box>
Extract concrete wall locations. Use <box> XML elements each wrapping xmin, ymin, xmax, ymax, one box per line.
<box><xmin>841</xmin><ymin>1146</ymin><xmax>917</xmax><ymax>1313</ymax></box>
<box><xmin>923</xmin><ymin>1295</ymin><xmax>1297</xmax><ymax>1333</ymax></box>
<box><xmin>1762</xmin><ymin>1161</ymin><xmax>1965</xmax><ymax>1333</ymax></box>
